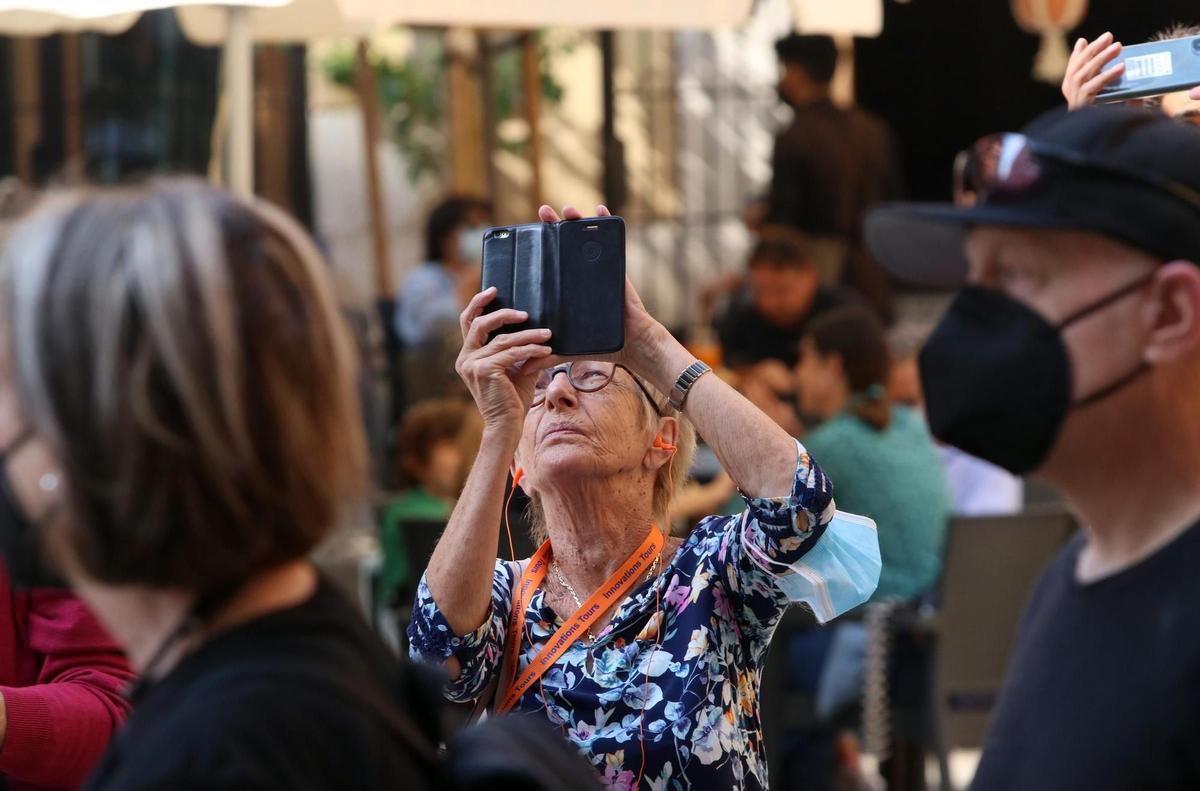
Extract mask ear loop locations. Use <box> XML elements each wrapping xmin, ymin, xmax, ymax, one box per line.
<box><xmin>1056</xmin><ymin>271</ymin><xmax>1157</xmax><ymax>329</ymax></box>
<box><xmin>637</xmin><ymin>434</ymin><xmax>677</xmax><ymax>789</ymax></box>
<box><xmin>1055</xmin><ymin>272</ymin><xmax>1157</xmax><ymax>410</ymax></box>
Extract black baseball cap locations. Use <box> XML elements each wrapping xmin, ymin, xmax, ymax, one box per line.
<box><xmin>865</xmin><ymin>105</ymin><xmax>1200</xmax><ymax>288</ymax></box>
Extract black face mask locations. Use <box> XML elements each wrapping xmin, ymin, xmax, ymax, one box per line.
<box><xmin>919</xmin><ymin>275</ymin><xmax>1153</xmax><ymax>475</ymax></box>
<box><xmin>0</xmin><ymin>433</ymin><xmax>65</xmax><ymax>588</ymax></box>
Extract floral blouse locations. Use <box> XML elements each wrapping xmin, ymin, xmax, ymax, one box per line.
<box><xmin>409</xmin><ymin>444</ymin><xmax>842</xmax><ymax>790</ymax></box>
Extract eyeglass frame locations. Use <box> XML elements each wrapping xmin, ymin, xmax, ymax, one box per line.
<box><xmin>953</xmin><ymin>132</ymin><xmax>1200</xmax><ymax>214</ymax></box>
<box><xmin>532</xmin><ymin>362</ymin><xmax>663</xmax><ymax>416</ymax></box>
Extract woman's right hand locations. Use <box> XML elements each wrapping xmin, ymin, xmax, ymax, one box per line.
<box><xmin>455</xmin><ymin>287</ymin><xmax>554</xmax><ymax>439</ymax></box>
<box><xmin>1062</xmin><ymin>33</ymin><xmax>1124</xmax><ymax>110</ymax></box>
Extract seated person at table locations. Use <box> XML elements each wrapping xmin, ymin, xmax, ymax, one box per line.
<box><xmin>379</xmin><ymin>399</ymin><xmax>469</xmax><ymax>607</ymax></box>
<box><xmin>795</xmin><ymin>307</ymin><xmax>951</xmax><ymax>602</ymax></box>
<box><xmin>788</xmin><ymin>307</ymin><xmax>951</xmax><ymax>789</ymax></box>
<box><xmin>395</xmin><ymin>196</ymin><xmax>493</xmax><ymax>408</ymax></box>
<box><xmin>718</xmin><ymin>228</ymin><xmax>857</xmax><ymax>370</ymax></box>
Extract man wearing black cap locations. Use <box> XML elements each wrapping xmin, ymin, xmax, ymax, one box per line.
<box><xmin>866</xmin><ymin>105</ymin><xmax>1200</xmax><ymax>789</ymax></box>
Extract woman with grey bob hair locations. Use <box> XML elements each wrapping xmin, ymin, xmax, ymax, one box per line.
<box><xmin>409</xmin><ymin>204</ymin><xmax>881</xmax><ymax>790</ymax></box>
<box><xmin>0</xmin><ymin>179</ymin><xmax>438</xmax><ymax>790</ymax></box>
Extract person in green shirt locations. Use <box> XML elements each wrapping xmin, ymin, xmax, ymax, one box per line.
<box><xmin>795</xmin><ymin>306</ymin><xmax>951</xmax><ymax>602</ymax></box>
<box><xmin>378</xmin><ymin>399</ymin><xmax>469</xmax><ymax>606</ymax></box>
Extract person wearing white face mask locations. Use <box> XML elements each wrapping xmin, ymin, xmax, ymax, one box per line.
<box><xmin>395</xmin><ymin>196</ymin><xmax>493</xmax><ymax>408</ymax></box>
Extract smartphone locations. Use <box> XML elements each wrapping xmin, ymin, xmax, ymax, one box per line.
<box><xmin>1096</xmin><ymin>34</ymin><xmax>1200</xmax><ymax>103</ymax></box>
<box><xmin>480</xmin><ymin>216</ymin><xmax>625</xmax><ymax>356</ymax></box>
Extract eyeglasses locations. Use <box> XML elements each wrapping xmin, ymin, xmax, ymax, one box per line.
<box><xmin>532</xmin><ymin>362</ymin><xmax>662</xmax><ymax>416</ymax></box>
<box><xmin>953</xmin><ymin>132</ymin><xmax>1200</xmax><ymax>213</ymax></box>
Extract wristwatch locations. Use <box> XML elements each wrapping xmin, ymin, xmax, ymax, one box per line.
<box><xmin>667</xmin><ymin>361</ymin><xmax>712</xmax><ymax>411</ymax></box>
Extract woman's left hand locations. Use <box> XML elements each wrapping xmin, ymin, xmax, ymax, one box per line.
<box><xmin>537</xmin><ymin>204</ymin><xmax>672</xmax><ymax>376</ymax></box>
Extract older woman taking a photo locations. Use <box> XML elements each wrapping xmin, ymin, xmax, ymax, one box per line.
<box><xmin>409</xmin><ymin>205</ymin><xmax>881</xmax><ymax>789</ymax></box>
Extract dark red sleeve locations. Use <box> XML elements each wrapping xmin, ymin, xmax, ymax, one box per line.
<box><xmin>0</xmin><ymin>588</ymin><xmax>135</xmax><ymax>788</ymax></box>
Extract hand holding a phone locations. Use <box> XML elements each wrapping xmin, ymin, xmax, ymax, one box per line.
<box><xmin>1062</xmin><ymin>32</ymin><xmax>1125</xmax><ymax>110</ymax></box>
<box><xmin>455</xmin><ymin>288</ymin><xmax>555</xmax><ymax>439</ymax></box>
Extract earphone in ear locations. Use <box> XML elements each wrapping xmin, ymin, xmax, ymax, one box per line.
<box><xmin>513</xmin><ymin>467</ymin><xmax>525</xmax><ymax>486</ymax></box>
<box><xmin>652</xmin><ymin>436</ymin><xmax>677</xmax><ymax>452</ymax></box>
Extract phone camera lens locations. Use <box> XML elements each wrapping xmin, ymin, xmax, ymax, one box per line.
<box><xmin>1192</xmin><ymin>38</ymin><xmax>1200</xmax><ymax>53</ymax></box>
<box><xmin>582</xmin><ymin>240</ymin><xmax>603</xmax><ymax>262</ymax></box>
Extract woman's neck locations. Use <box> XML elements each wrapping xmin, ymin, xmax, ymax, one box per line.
<box><xmin>86</xmin><ymin>560</ymin><xmax>318</xmax><ymax>677</ymax></box>
<box><xmin>541</xmin><ymin>476</ymin><xmax>657</xmax><ymax>594</ymax></box>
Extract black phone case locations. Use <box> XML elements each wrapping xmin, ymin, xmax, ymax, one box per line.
<box><xmin>480</xmin><ymin>216</ymin><xmax>625</xmax><ymax>356</ymax></box>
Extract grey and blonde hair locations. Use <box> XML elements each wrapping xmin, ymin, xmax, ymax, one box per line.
<box><xmin>0</xmin><ymin>179</ymin><xmax>366</xmax><ymax>594</ymax></box>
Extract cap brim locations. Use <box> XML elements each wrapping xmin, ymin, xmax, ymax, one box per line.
<box><xmin>865</xmin><ymin>203</ymin><xmax>1076</xmax><ymax>289</ymax></box>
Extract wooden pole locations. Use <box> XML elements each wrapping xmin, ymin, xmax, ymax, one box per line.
<box><xmin>11</xmin><ymin>38</ymin><xmax>41</xmax><ymax>185</ymax></box>
<box><xmin>354</xmin><ymin>39</ymin><xmax>393</xmax><ymax>298</ymax></box>
<box><xmin>520</xmin><ymin>32</ymin><xmax>544</xmax><ymax>213</ymax></box>
<box><xmin>61</xmin><ymin>33</ymin><xmax>83</xmax><ymax>172</ymax></box>
<box><xmin>446</xmin><ymin>28</ymin><xmax>488</xmax><ymax>195</ymax></box>
<box><xmin>225</xmin><ymin>5</ymin><xmax>254</xmax><ymax>197</ymax></box>
<box><xmin>479</xmin><ymin>33</ymin><xmax>500</xmax><ymax>207</ymax></box>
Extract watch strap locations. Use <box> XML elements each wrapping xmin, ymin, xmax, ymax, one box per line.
<box><xmin>667</xmin><ymin>361</ymin><xmax>712</xmax><ymax>411</ymax></box>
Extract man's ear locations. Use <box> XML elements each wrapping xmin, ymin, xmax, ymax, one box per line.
<box><xmin>1143</xmin><ymin>262</ymin><xmax>1200</xmax><ymax>364</ymax></box>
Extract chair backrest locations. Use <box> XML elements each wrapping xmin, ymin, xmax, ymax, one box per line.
<box><xmin>399</xmin><ymin>519</ymin><xmax>450</xmax><ymax>589</ymax></box>
<box><xmin>933</xmin><ymin>509</ymin><xmax>1076</xmax><ymax>750</ymax></box>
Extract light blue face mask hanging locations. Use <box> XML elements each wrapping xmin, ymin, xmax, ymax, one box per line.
<box><xmin>742</xmin><ymin>510</ymin><xmax>882</xmax><ymax>623</ymax></box>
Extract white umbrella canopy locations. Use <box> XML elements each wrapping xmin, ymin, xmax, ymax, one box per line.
<box><xmin>337</xmin><ymin>0</ymin><xmax>753</xmax><ymax>30</ymax></box>
<box><xmin>0</xmin><ymin>0</ymin><xmax>294</xmax><ymax>25</ymax></box>
<box><xmin>0</xmin><ymin>0</ymin><xmax>296</xmax><ymax>196</ymax></box>
<box><xmin>0</xmin><ymin>10</ymin><xmax>138</xmax><ymax>35</ymax></box>
<box><xmin>175</xmin><ymin>0</ymin><xmax>367</xmax><ymax>46</ymax></box>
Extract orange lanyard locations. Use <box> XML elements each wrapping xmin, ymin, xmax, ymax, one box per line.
<box><xmin>498</xmin><ymin>525</ymin><xmax>664</xmax><ymax>715</ymax></box>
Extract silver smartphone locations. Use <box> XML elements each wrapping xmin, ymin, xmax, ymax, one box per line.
<box><xmin>1096</xmin><ymin>34</ymin><xmax>1200</xmax><ymax>103</ymax></box>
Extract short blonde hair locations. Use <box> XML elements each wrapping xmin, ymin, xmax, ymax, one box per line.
<box><xmin>1</xmin><ymin>179</ymin><xmax>367</xmax><ymax>595</ymax></box>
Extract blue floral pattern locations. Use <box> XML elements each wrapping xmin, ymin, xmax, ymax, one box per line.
<box><xmin>409</xmin><ymin>442</ymin><xmax>838</xmax><ymax>789</ymax></box>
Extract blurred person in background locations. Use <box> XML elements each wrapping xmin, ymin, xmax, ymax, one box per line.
<box><xmin>395</xmin><ymin>196</ymin><xmax>492</xmax><ymax>408</ymax></box>
<box><xmin>0</xmin><ymin>180</ymin><xmax>441</xmax><ymax>789</ymax></box>
<box><xmin>796</xmin><ymin>307</ymin><xmax>951</xmax><ymax>604</ymax></box>
<box><xmin>1062</xmin><ymin>25</ymin><xmax>1200</xmax><ymax>124</ymax></box>
<box><xmin>779</xmin><ymin>307</ymin><xmax>949</xmax><ymax>791</ymax></box>
<box><xmin>0</xmin><ymin>178</ymin><xmax>136</xmax><ymax>791</ymax></box>
<box><xmin>769</xmin><ymin>33</ymin><xmax>902</xmax><ymax>320</ymax></box>
<box><xmin>719</xmin><ymin>229</ymin><xmax>857</xmax><ymax>436</ymax></box>
<box><xmin>0</xmin><ymin>407</ymin><xmax>135</xmax><ymax>791</ymax></box>
<box><xmin>887</xmin><ymin>323</ymin><xmax>1023</xmax><ymax>516</ymax></box>
<box><xmin>378</xmin><ymin>399</ymin><xmax>469</xmax><ymax>610</ymax></box>
<box><xmin>867</xmin><ymin>105</ymin><xmax>1200</xmax><ymax>790</ymax></box>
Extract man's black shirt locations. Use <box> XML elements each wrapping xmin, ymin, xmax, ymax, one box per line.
<box><xmin>973</xmin><ymin>521</ymin><xmax>1200</xmax><ymax>790</ymax></box>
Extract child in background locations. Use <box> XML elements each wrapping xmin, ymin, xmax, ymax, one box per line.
<box><xmin>378</xmin><ymin>400</ymin><xmax>468</xmax><ymax>607</ymax></box>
